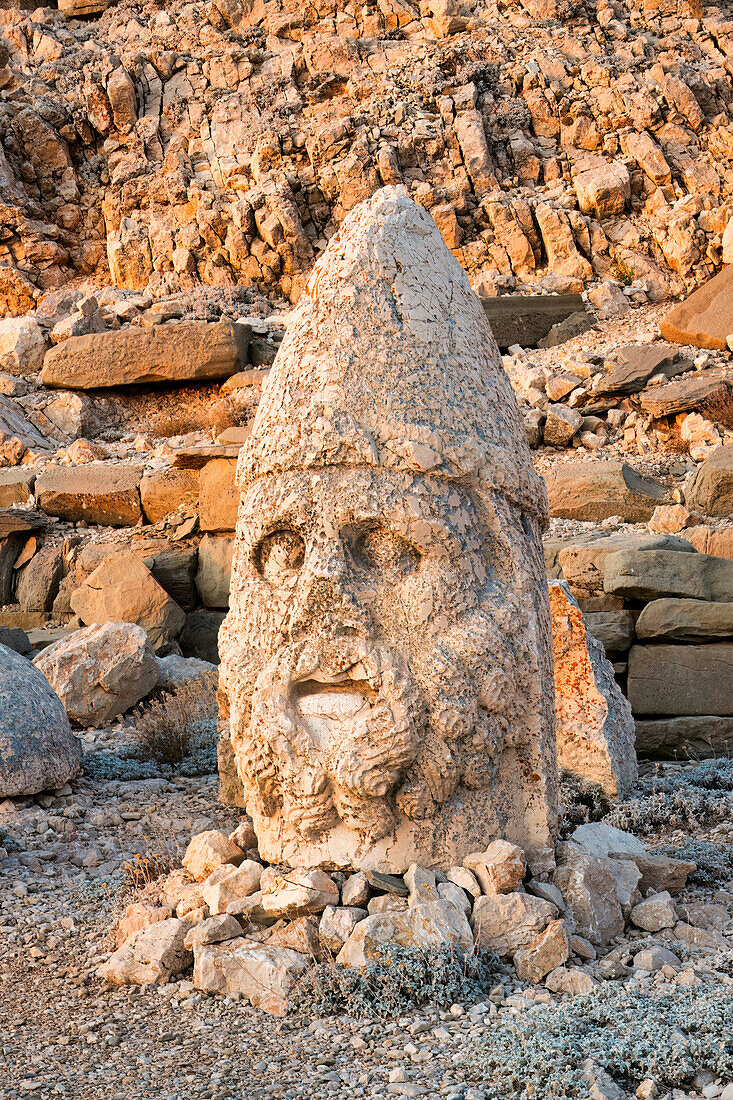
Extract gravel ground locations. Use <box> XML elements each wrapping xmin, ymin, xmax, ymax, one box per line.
<box><xmin>1</xmin><ymin>758</ymin><xmax>732</xmax><ymax>1100</ymax></box>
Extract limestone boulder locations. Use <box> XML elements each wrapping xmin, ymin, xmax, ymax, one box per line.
<box><xmin>195</xmin><ymin>535</ymin><xmax>234</xmax><ymax>608</ymax></box>
<box><xmin>549</xmin><ymin>582</ymin><xmax>637</xmax><ymax>799</ymax></box>
<box><xmin>573</xmin><ymin>162</ymin><xmax>629</xmax><ymax>219</ymax></box>
<box><xmin>631</xmin><ymin>853</ymin><xmax>696</xmax><ymax>896</ymax></box>
<box><xmin>472</xmin><ymin>893</ymin><xmax>557</xmax><ymax>956</ymax></box>
<box><xmin>35</xmin><ymin>465</ymin><xmax>142</xmax><ymax>527</ymax></box>
<box><xmin>337</xmin><ymin>899</ymin><xmax>474</xmax><ymax>966</ymax></box>
<box><xmin>318</xmin><ymin>905</ymin><xmax>368</xmax><ymax>953</ymax></box>
<box><xmin>685</xmin><ymin>444</ymin><xmax>733</xmax><ymax>518</ymax></box>
<box><xmin>193</xmin><ymin>939</ymin><xmax>308</xmax><ymax>1014</ymax></box>
<box><xmin>513</xmin><ymin>918</ymin><xmax>570</xmax><ymax>983</ymax></box>
<box><xmin>41</xmin><ymin>322</ymin><xmax>249</xmax><ymax>389</ymax></box>
<box><xmin>183</xmin><ymin>914</ymin><xmax>243</xmax><ymax>949</ymax></box>
<box><xmin>98</xmin><ymin>918</ymin><xmax>192</xmax><ymax>986</ymax></box>
<box><xmin>548</xmin><ymin>532</ymin><xmax>694</xmax><ymax>598</ymax></box>
<box><xmin>627</xmin><ymin>644</ymin><xmax>733</xmax><ymax>716</ymax></box>
<box><xmin>604</xmin><ymin>549</ymin><xmax>733</xmax><ymax>602</ymax></box>
<box><xmin>659</xmin><ymin>266</ymin><xmax>733</xmax><ymax>351</ymax></box>
<box><xmin>639</xmin><ymin>372</ymin><xmax>732</xmax><ymax>420</ymax></box>
<box><xmin>569</xmin><ymin>823</ymin><xmax>646</xmax><ymax>861</ymax></box>
<box><xmin>630</xmin><ymin>891</ymin><xmax>676</xmax><ymax>932</ymax></box>
<box><xmin>0</xmin><ymin>643</ymin><xmax>81</xmax><ymax>797</ymax></box>
<box><xmin>635</xmin><ymin>598</ymin><xmax>733</xmax><ymax>642</ymax></box>
<box><xmin>0</xmin><ymin>470</ymin><xmax>35</xmax><ymax>508</ymax></box>
<box><xmin>259</xmin><ymin>868</ymin><xmax>339</xmax><ymax>918</ymax></box>
<box><xmin>114</xmin><ymin>903</ymin><xmax>173</xmax><ymax>948</ymax></box>
<box><xmin>594</xmin><ymin>344</ymin><xmax>688</xmax><ymax>396</ymax></box>
<box><xmin>544</xmin><ymin>461</ymin><xmax>668</xmax><ymax>522</ymax></box>
<box><xmin>156</xmin><ymin>654</ymin><xmax>216</xmax><ymax>691</ymax></box>
<box><xmin>0</xmin><ymin>317</ymin><xmax>46</xmax><ymax>376</ymax></box>
<box><xmin>200</xmin><ymin>861</ymin><xmax>263</xmax><ymax>915</ymax></box>
<box><xmin>140</xmin><ymin>468</ymin><xmax>199</xmax><ymax>524</ymax></box>
<box><xmin>182</xmin><ymin>830</ymin><xmax>246</xmax><ymax>881</ymax></box>
<box><xmin>584</xmin><ymin>611</ymin><xmax>634</xmax><ymax>653</ymax></box>
<box><xmin>464</xmin><ymin>840</ymin><xmax>526</xmax><ymax>895</ymax></box>
<box><xmin>33</xmin><ymin>622</ymin><xmax>160</xmax><ymax>727</ymax></box>
<box><xmin>543</xmin><ymin>405</ymin><xmax>583</xmax><ymax>447</ymax></box>
<box><xmin>552</xmin><ymin>854</ymin><xmax>624</xmax><ymax>946</ymax></box>
<box><xmin>70</xmin><ymin>551</ymin><xmax>186</xmax><ymax>650</ymax></box>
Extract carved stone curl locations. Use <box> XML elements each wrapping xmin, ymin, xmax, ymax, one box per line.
<box><xmin>219</xmin><ymin>187</ymin><xmax>558</xmax><ymax>872</ymax></box>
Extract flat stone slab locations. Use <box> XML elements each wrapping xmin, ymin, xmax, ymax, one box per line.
<box><xmin>199</xmin><ymin>459</ymin><xmax>238</xmax><ymax>532</ymax></box>
<box><xmin>639</xmin><ymin>370</ymin><xmax>733</xmax><ymax>419</ymax></box>
<box><xmin>636</xmin><ymin>715</ymin><xmax>733</xmax><ymax>758</ymax></box>
<box><xmin>636</xmin><ymin>597</ymin><xmax>733</xmax><ymax>642</ymax></box>
<box><xmin>544</xmin><ymin>460</ymin><xmax>669</xmax><ymax>523</ymax></box>
<box><xmin>660</xmin><ymin>265</ymin><xmax>733</xmax><ymax>351</ymax></box>
<box><xmin>628</xmin><ymin>643</ymin><xmax>733</xmax><ymax>716</ymax></box>
<box><xmin>604</xmin><ymin>549</ymin><xmax>733</xmax><ymax>602</ymax></box>
<box><xmin>595</xmin><ymin>345</ymin><xmax>689</xmax><ymax>396</ymax></box>
<box><xmin>35</xmin><ymin>465</ymin><xmax>142</xmax><ymax>527</ymax></box>
<box><xmin>171</xmin><ymin>444</ymin><xmax>243</xmax><ymax>469</ymax></box>
<box><xmin>0</xmin><ymin>509</ymin><xmax>46</xmax><ymax>538</ymax></box>
<box><xmin>479</xmin><ymin>294</ymin><xmax>586</xmax><ymax>349</ymax></box>
<box><xmin>41</xmin><ymin>321</ymin><xmax>249</xmax><ymax>389</ymax></box>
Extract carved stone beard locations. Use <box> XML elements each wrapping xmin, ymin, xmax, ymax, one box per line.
<box><xmin>231</xmin><ymin>602</ymin><xmax>522</xmax><ymax>850</ymax></box>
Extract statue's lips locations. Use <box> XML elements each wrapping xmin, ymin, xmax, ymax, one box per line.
<box><xmin>292</xmin><ymin>677</ymin><xmax>375</xmax><ymax>748</ymax></box>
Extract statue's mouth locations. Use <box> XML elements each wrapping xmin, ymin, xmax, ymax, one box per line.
<box><xmin>292</xmin><ymin>673</ymin><xmax>376</xmax><ymax>751</ymax></box>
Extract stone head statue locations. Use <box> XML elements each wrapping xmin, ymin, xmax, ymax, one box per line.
<box><xmin>219</xmin><ymin>187</ymin><xmax>558</xmax><ymax>873</ymax></box>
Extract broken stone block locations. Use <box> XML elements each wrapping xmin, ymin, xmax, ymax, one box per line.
<box><xmin>193</xmin><ymin>939</ymin><xmax>309</xmax><ymax>1014</ymax></box>
<box><xmin>630</xmin><ymin>891</ymin><xmax>676</xmax><ymax>932</ymax></box>
<box><xmin>543</xmin><ymin>404</ymin><xmax>583</xmax><ymax>446</ymax></box>
<box><xmin>583</xmin><ymin>611</ymin><xmax>634</xmax><ymax>653</ymax></box>
<box><xmin>259</xmin><ymin>868</ymin><xmax>339</xmax><ymax>919</ymax></box>
<box><xmin>99</xmin><ymin>919</ymin><xmax>192</xmax><ymax>986</ymax></box>
<box><xmin>404</xmin><ymin>863</ymin><xmax>439</xmax><ymax>905</ymax></box>
<box><xmin>472</xmin><ymin>893</ymin><xmax>557</xmax><ymax>957</ymax></box>
<box><xmin>604</xmin><ymin>549</ymin><xmax>733</xmax><ymax>603</ymax></box>
<box><xmin>685</xmin><ymin>443</ymin><xmax>733</xmax><ymax>519</ymax></box>
<box><xmin>635</xmin><ymin>715</ymin><xmax>733</xmax><ymax>760</ymax></box>
<box><xmin>659</xmin><ymin>266</ymin><xmax>733</xmax><ymax>351</ymax></box>
<box><xmin>0</xmin><ymin>643</ymin><xmax>81</xmax><ymax>798</ymax></box>
<box><xmin>183</xmin><ymin>914</ymin><xmax>243</xmax><ymax>950</ymax></box>
<box><xmin>594</xmin><ymin>344</ymin><xmax>687</xmax><ymax>397</ymax></box>
<box><xmin>341</xmin><ymin>871</ymin><xmax>369</xmax><ymax>907</ymax></box>
<box><xmin>200</xmin><ymin>861</ymin><xmax>263</xmax><ymax>915</ymax></box>
<box><xmin>41</xmin><ymin>322</ymin><xmax>249</xmax><ymax>389</ymax></box>
<box><xmin>33</xmin><ymin>621</ymin><xmax>160</xmax><ymax>727</ymax></box>
<box><xmin>0</xmin><ymin>470</ymin><xmax>35</xmax><ymax>508</ymax></box>
<box><xmin>0</xmin><ymin>317</ymin><xmax>46</xmax><ymax>376</ymax></box>
<box><xmin>573</xmin><ymin>162</ymin><xmax>629</xmax><ymax>219</ymax></box>
<box><xmin>464</xmin><ymin>840</ymin><xmax>526</xmax><ymax>895</ymax></box>
<box><xmin>140</xmin><ymin>468</ymin><xmax>199</xmax><ymax>524</ymax></box>
<box><xmin>318</xmin><ymin>905</ymin><xmax>368</xmax><ymax>953</ymax></box>
<box><xmin>640</xmin><ymin>373</ymin><xmax>732</xmax><ymax>420</ymax></box>
<box><xmin>549</xmin><ymin>582</ymin><xmax>637</xmax><ymax>799</ymax></box>
<box><xmin>633</xmin><ymin>945</ymin><xmax>681</xmax><ymax>972</ymax></box>
<box><xmin>513</xmin><ymin>919</ymin><xmax>570</xmax><ymax>983</ymax></box>
<box><xmin>182</xmin><ymin>830</ymin><xmax>246</xmax><ymax>881</ymax></box>
<box><xmin>635</xmin><ymin>598</ymin><xmax>733</xmax><ymax>643</ymax></box>
<box><xmin>544</xmin><ymin>966</ymin><xmax>597</xmax><ymax>995</ymax></box>
<box><xmin>569</xmin><ymin>823</ymin><xmax>646</xmax><ymax>860</ymax></box>
<box><xmin>552</xmin><ymin>854</ymin><xmax>624</xmax><ymax>946</ymax></box>
<box><xmin>70</xmin><ymin>551</ymin><xmax>186</xmax><ymax>650</ymax></box>
<box><xmin>544</xmin><ymin>461</ymin><xmax>668</xmax><ymax>522</ymax></box>
<box><xmin>337</xmin><ymin>899</ymin><xmax>474</xmax><ymax>967</ymax></box>
<box><xmin>195</xmin><ymin>534</ymin><xmax>234</xmax><ymax>608</ymax></box>
<box><xmin>35</xmin><ymin>465</ymin><xmax>142</xmax><ymax>527</ymax></box>
<box><xmin>628</xmin><ymin>644</ymin><xmax>733</xmax><ymax>716</ymax></box>
<box><xmin>446</xmin><ymin>866</ymin><xmax>482</xmax><ymax>899</ymax></box>
<box><xmin>259</xmin><ymin>916</ymin><xmax>321</xmax><ymax>957</ymax></box>
<box><xmin>198</xmin><ymin>459</ymin><xmax>238</xmax><ymax>532</ymax></box>
<box><xmin>631</xmin><ymin>853</ymin><xmax>696</xmax><ymax>896</ymax></box>
<box><xmin>114</xmin><ymin>903</ymin><xmax>173</xmax><ymax>948</ymax></box>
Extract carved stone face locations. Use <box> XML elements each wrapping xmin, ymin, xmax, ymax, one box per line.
<box><xmin>219</xmin><ymin>463</ymin><xmax>554</xmax><ymax>871</ymax></box>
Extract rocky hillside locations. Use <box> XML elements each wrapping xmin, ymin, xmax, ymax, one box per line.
<box><xmin>1</xmin><ymin>0</ymin><xmax>733</xmax><ymax>311</ymax></box>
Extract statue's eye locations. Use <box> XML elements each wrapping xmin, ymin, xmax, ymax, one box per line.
<box><xmin>353</xmin><ymin>526</ymin><xmax>420</xmax><ymax>576</ymax></box>
<box><xmin>255</xmin><ymin>529</ymin><xmax>305</xmax><ymax>584</ymax></box>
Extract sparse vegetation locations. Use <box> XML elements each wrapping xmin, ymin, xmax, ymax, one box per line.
<box><xmin>604</xmin><ymin>759</ymin><xmax>733</xmax><ymax>836</ymax></box>
<box><xmin>559</xmin><ymin>772</ymin><xmax>611</xmax><ymax>837</ymax></box>
<box><xmin>661</xmin><ymin>839</ymin><xmax>733</xmax><ymax>887</ymax></box>
<box><xmin>130</xmin><ymin>673</ymin><xmax>219</xmax><ymax>767</ymax></box>
<box><xmin>612</xmin><ymin>259</ymin><xmax>636</xmax><ymax>286</ymax></box>
<box><xmin>461</xmin><ymin>985</ymin><xmax>733</xmax><ymax>1099</ymax></box>
<box><xmin>292</xmin><ymin>945</ymin><xmax>498</xmax><ymax>1019</ymax></box>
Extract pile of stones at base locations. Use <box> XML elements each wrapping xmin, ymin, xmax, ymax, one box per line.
<box><xmin>97</xmin><ymin>816</ymin><xmax>731</xmax><ymax>1018</ymax></box>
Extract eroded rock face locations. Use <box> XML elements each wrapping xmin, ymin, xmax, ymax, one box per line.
<box><xmin>218</xmin><ymin>187</ymin><xmax>558</xmax><ymax>874</ymax></box>
<box><xmin>549</xmin><ymin>581</ymin><xmax>637</xmax><ymax>800</ymax></box>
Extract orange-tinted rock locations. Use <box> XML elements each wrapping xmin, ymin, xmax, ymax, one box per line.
<box><xmin>660</xmin><ymin>266</ymin><xmax>733</xmax><ymax>351</ymax></box>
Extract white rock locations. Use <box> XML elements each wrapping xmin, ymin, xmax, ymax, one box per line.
<box><xmin>472</xmin><ymin>893</ymin><xmax>557</xmax><ymax>957</ymax></box>
<box><xmin>569</xmin><ymin>823</ymin><xmax>647</xmax><ymax>859</ymax></box>
<box><xmin>98</xmin><ymin>919</ymin><xmax>192</xmax><ymax>986</ymax></box>
<box><xmin>182</xmin><ymin>830</ymin><xmax>246</xmax><ymax>881</ymax></box>
<box><xmin>0</xmin><ymin>317</ymin><xmax>46</xmax><ymax>376</ymax></box>
<box><xmin>201</xmin><ymin>861</ymin><xmax>263</xmax><ymax>915</ymax></box>
<box><xmin>464</xmin><ymin>840</ymin><xmax>526</xmax><ymax>895</ymax></box>
<box><xmin>157</xmin><ymin>654</ymin><xmax>217</xmax><ymax>691</ymax></box>
<box><xmin>630</xmin><ymin>891</ymin><xmax>677</xmax><ymax>932</ymax></box>
<box><xmin>318</xmin><ymin>905</ymin><xmax>368</xmax><ymax>952</ymax></box>
<box><xmin>33</xmin><ymin>622</ymin><xmax>159</xmax><ymax>727</ymax></box>
<box><xmin>337</xmin><ymin>899</ymin><xmax>474</xmax><ymax>967</ymax></box>
<box><xmin>193</xmin><ymin>939</ymin><xmax>309</xmax><ymax>1014</ymax></box>
<box><xmin>260</xmin><ymin>867</ymin><xmax>339</xmax><ymax>918</ymax></box>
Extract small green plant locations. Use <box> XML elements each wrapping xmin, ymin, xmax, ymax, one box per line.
<box><xmin>612</xmin><ymin>258</ymin><xmax>635</xmax><ymax>286</ymax></box>
<box><xmin>461</xmin><ymin>984</ymin><xmax>733</xmax><ymax>1099</ymax></box>
<box><xmin>292</xmin><ymin>944</ymin><xmax>497</xmax><ymax>1019</ymax></box>
<box><xmin>131</xmin><ymin>672</ymin><xmax>218</xmax><ymax>767</ymax></box>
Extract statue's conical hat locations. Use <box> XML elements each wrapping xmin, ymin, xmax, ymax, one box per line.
<box><xmin>237</xmin><ymin>186</ymin><xmax>547</xmax><ymax>521</ymax></box>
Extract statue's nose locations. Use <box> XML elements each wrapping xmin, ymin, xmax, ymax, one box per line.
<box><xmin>289</xmin><ymin>537</ymin><xmax>367</xmax><ymax>637</ymax></box>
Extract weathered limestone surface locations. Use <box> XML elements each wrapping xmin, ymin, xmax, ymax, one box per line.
<box><xmin>140</xmin><ymin>468</ymin><xmax>199</xmax><ymax>524</ymax></box>
<box><xmin>199</xmin><ymin>459</ymin><xmax>239</xmax><ymax>532</ymax></box>
<box><xmin>41</xmin><ymin>322</ymin><xmax>249</xmax><ymax>389</ymax></box>
<box><xmin>0</xmin><ymin>643</ymin><xmax>81</xmax><ymax>797</ymax></box>
<box><xmin>35</xmin><ymin>465</ymin><xmax>142</xmax><ymax>527</ymax></box>
<box><xmin>33</xmin><ymin>622</ymin><xmax>160</xmax><ymax>727</ymax></box>
<box><xmin>659</xmin><ymin>266</ymin><xmax>733</xmax><ymax>351</ymax></box>
<box><xmin>549</xmin><ymin>582</ymin><xmax>636</xmax><ymax>799</ymax></box>
<box><xmin>218</xmin><ymin>188</ymin><xmax>558</xmax><ymax>874</ymax></box>
<box><xmin>544</xmin><ymin>461</ymin><xmax>668</xmax><ymax>522</ymax></box>
<box><xmin>605</xmin><ymin>549</ymin><xmax>733</xmax><ymax>602</ymax></box>
<box><xmin>635</xmin><ymin>715</ymin><xmax>733</xmax><ymax>759</ymax></box>
<box><xmin>685</xmin><ymin>444</ymin><xmax>733</xmax><ymax>519</ymax></box>
<box><xmin>628</xmin><ymin>644</ymin><xmax>733</xmax><ymax>716</ymax></box>
<box><xmin>635</xmin><ymin>598</ymin><xmax>733</xmax><ymax>642</ymax></box>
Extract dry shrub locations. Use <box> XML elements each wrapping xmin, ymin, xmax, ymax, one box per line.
<box><xmin>131</xmin><ymin>671</ymin><xmax>219</xmax><ymax>766</ymax></box>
